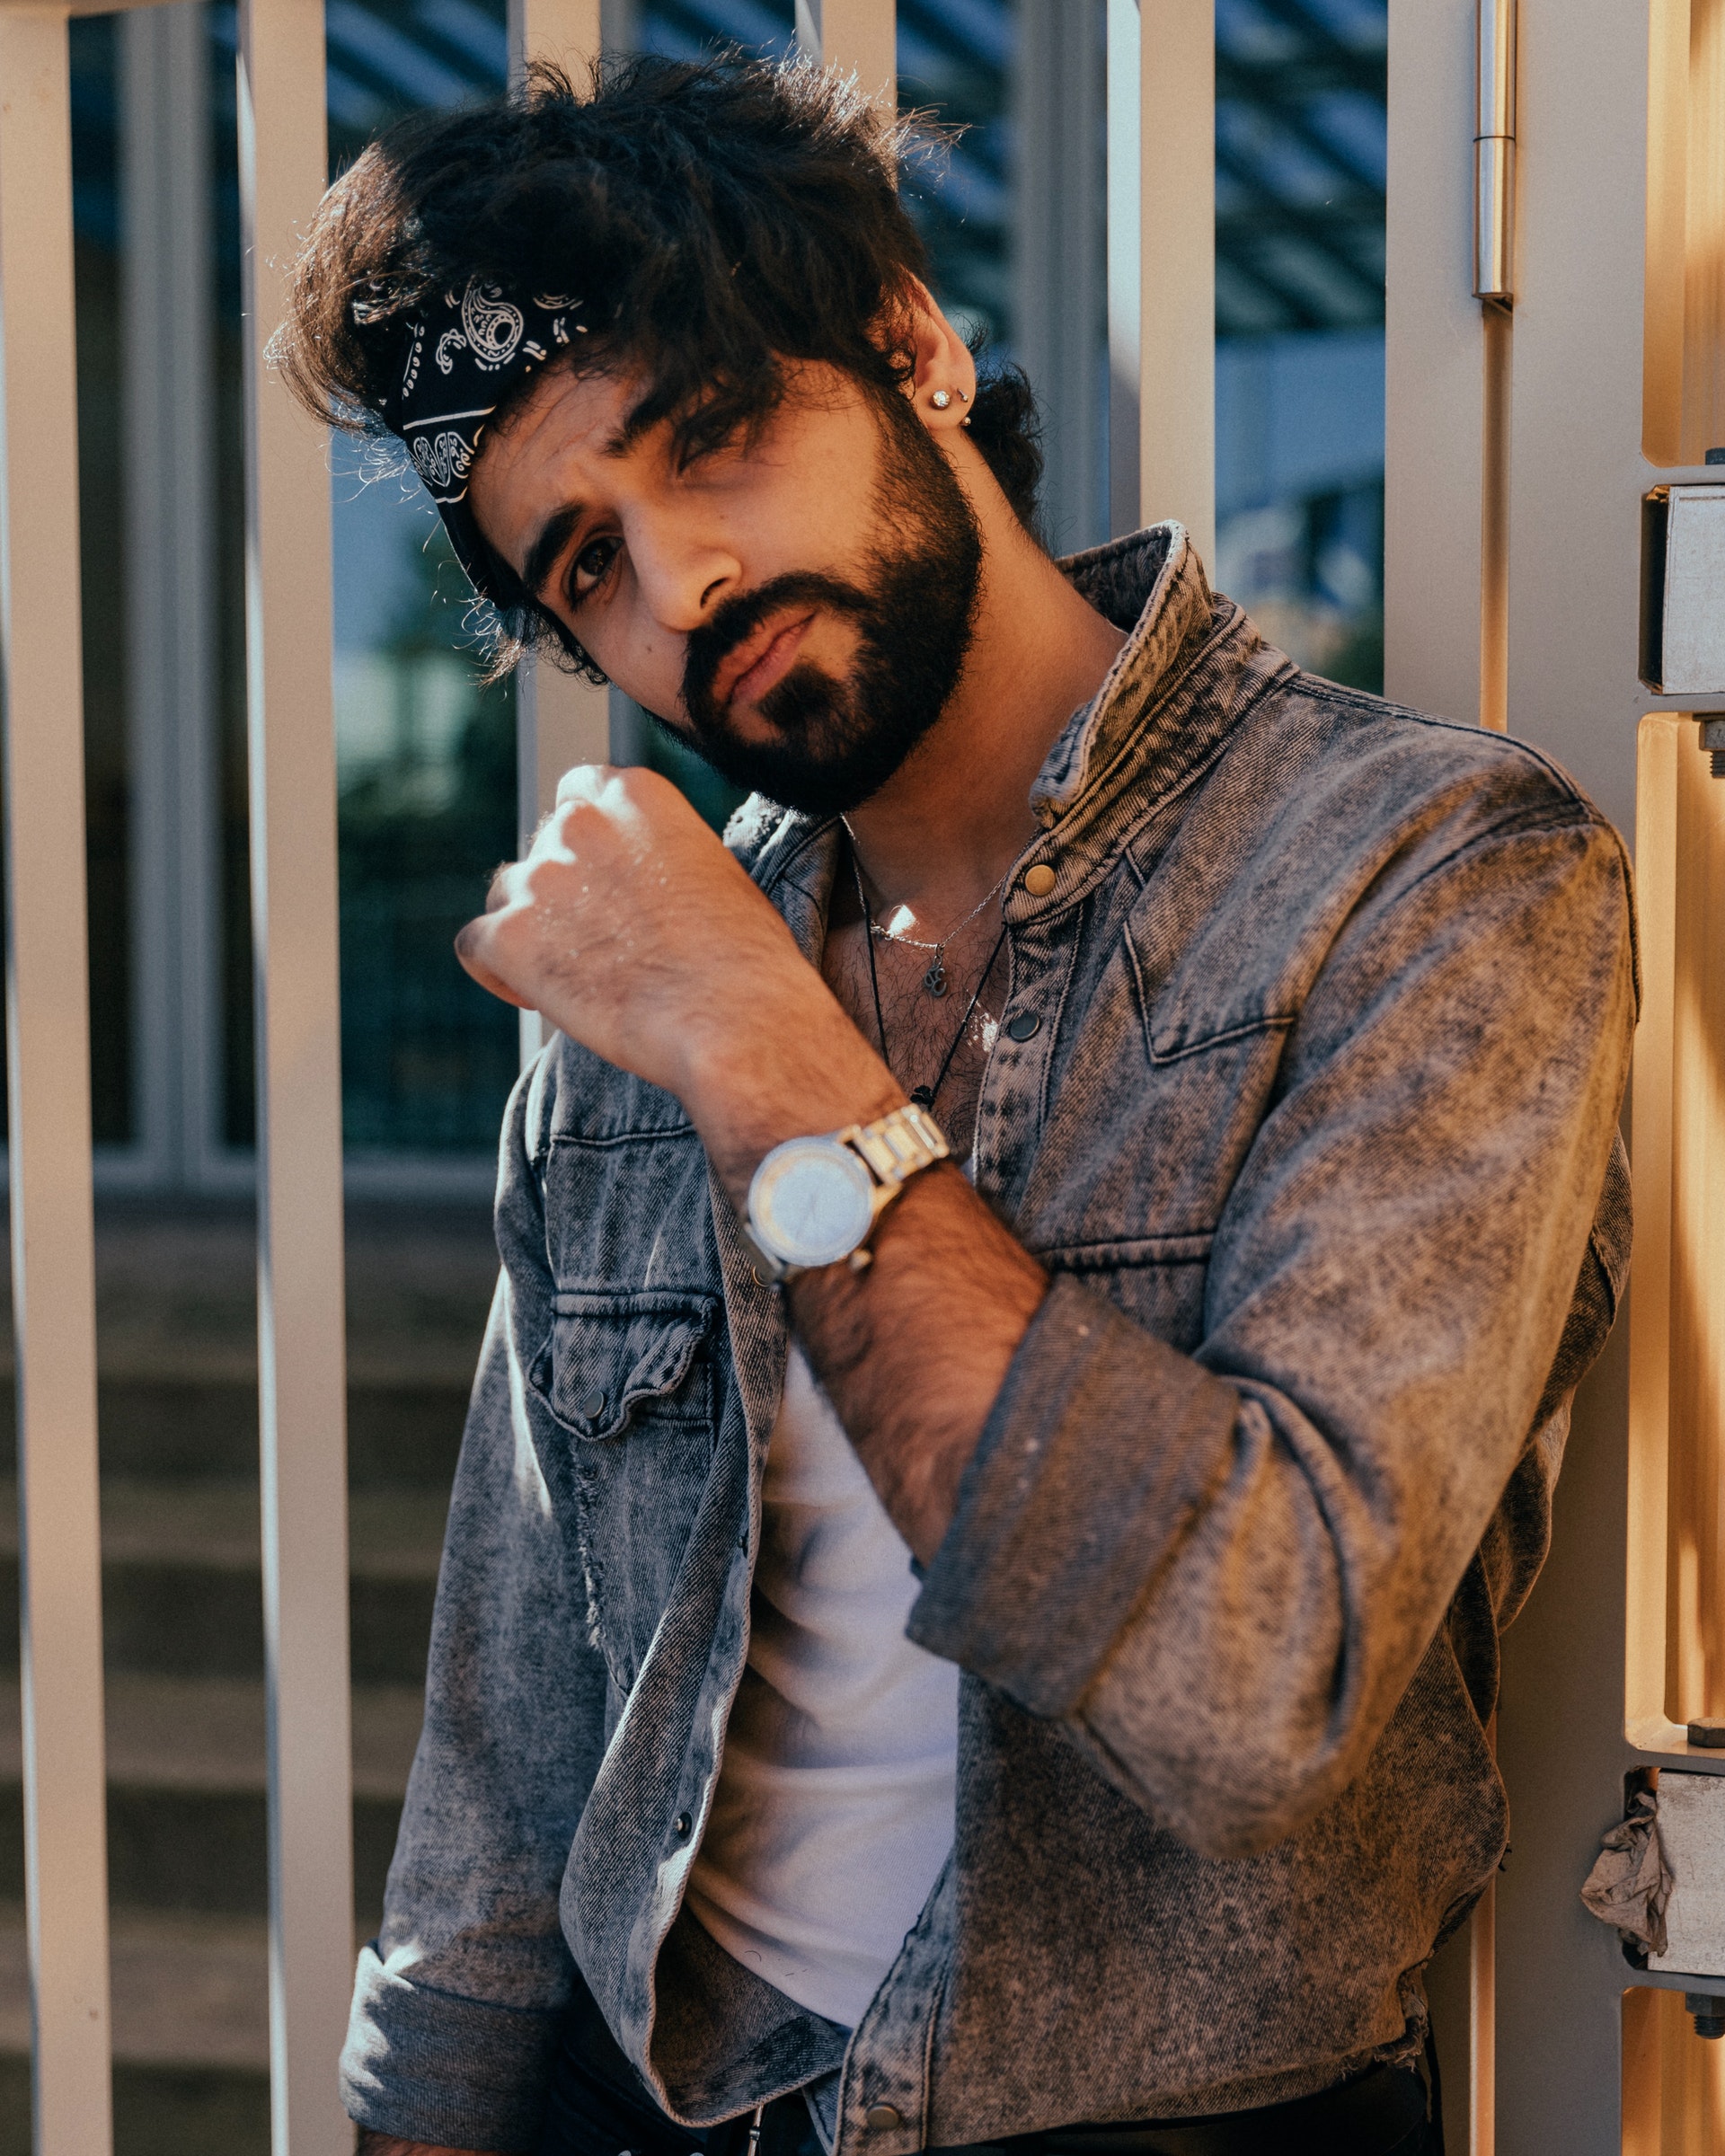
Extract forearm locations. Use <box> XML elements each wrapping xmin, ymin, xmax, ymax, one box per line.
<box><xmin>690</xmin><ymin>1002</ymin><xmax>1048</xmax><ymax>1563</ymax></box>
<box><xmin>787</xmin><ymin>1169</ymin><xmax>1047</xmax><ymax>1560</ymax></box>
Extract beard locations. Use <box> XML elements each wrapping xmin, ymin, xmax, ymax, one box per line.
<box><xmin>668</xmin><ymin>393</ymin><xmax>984</xmax><ymax>817</ymax></box>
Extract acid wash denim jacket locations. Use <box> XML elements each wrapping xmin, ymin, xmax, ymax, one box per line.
<box><xmin>341</xmin><ymin>525</ymin><xmax>1637</xmax><ymax>2154</ymax></box>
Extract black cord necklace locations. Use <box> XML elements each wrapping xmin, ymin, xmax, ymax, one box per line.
<box><xmin>850</xmin><ymin>839</ymin><xmax>1010</xmax><ymax>1112</ymax></box>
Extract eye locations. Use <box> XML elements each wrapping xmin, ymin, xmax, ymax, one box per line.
<box><xmin>569</xmin><ymin>533</ymin><xmax>622</xmax><ymax>601</ymax></box>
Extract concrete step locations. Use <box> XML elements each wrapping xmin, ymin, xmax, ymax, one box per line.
<box><xmin>0</xmin><ymin>1906</ymin><xmax>277</xmax><ymax>2154</ymax></box>
<box><xmin>0</xmin><ymin>1194</ymin><xmax>496</xmax><ymax>1488</ymax></box>
<box><xmin>0</xmin><ymin>1476</ymin><xmax>447</xmax><ymax>1684</ymax></box>
<box><xmin>0</xmin><ymin>1197</ymin><xmax>493</xmax><ymax>2144</ymax></box>
<box><xmin>0</xmin><ymin>1373</ymin><xmax>471</xmax><ymax>1489</ymax></box>
<box><xmin>0</xmin><ymin>1673</ymin><xmax>421</xmax><ymax>1919</ymax></box>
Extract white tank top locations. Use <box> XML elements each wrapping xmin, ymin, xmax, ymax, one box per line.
<box><xmin>684</xmin><ymin>1345</ymin><xmax>960</xmax><ymax>2029</ymax></box>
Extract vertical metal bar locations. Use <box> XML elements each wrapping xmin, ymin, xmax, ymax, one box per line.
<box><xmin>1502</xmin><ymin>0</ymin><xmax>1645</xmax><ymax>836</ymax></box>
<box><xmin>793</xmin><ymin>0</ymin><xmax>896</xmax><ymax>104</ymax></box>
<box><xmin>1491</xmin><ymin>0</ymin><xmax>1660</xmax><ymax>2145</ymax></box>
<box><xmin>0</xmin><ymin>13</ymin><xmax>115</xmax><ymax>2152</ymax></box>
<box><xmin>1664</xmin><ymin>721</ymin><xmax>1725</xmax><ymax>1733</ymax></box>
<box><xmin>1137</xmin><ymin>0</ymin><xmax>1214</xmax><ymax>564</ymax></box>
<box><xmin>1383</xmin><ymin>4</ymin><xmax>1506</xmax><ymax>2132</ymax></box>
<box><xmin>1641</xmin><ymin>0</ymin><xmax>1688</xmax><ymax>467</ymax></box>
<box><xmin>121</xmin><ymin>2</ymin><xmax>217</xmax><ymax>1186</ymax></box>
<box><xmin>506</xmin><ymin>0</ymin><xmax>600</xmax><ymax>90</ymax></box>
<box><xmin>1479</xmin><ymin>305</ymin><xmax>1512</xmax><ymax>731</ymax></box>
<box><xmin>1013</xmin><ymin>0</ymin><xmax>1106</xmax><ymax>555</ymax></box>
<box><xmin>1384</xmin><ymin>0</ymin><xmax>1489</xmax><ymax>725</ymax></box>
<box><xmin>1105</xmin><ymin>0</ymin><xmax>1141</xmax><ymax>539</ymax></box>
<box><xmin>1627</xmin><ymin>714</ymin><xmax>1678</xmax><ymax>1747</ymax></box>
<box><xmin>506</xmin><ymin>0</ymin><xmax>611</xmax><ymax>1065</ymax></box>
<box><xmin>235</xmin><ymin>1</ymin><xmax>354</xmax><ymax>2148</ymax></box>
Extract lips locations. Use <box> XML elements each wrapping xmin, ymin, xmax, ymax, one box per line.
<box><xmin>712</xmin><ymin>610</ymin><xmax>816</xmax><ymax>711</ymax></box>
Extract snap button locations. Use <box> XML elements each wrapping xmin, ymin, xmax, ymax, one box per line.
<box><xmin>1022</xmin><ymin>862</ymin><xmax>1056</xmax><ymax>897</ymax></box>
<box><xmin>578</xmin><ymin>1387</ymin><xmax>606</xmax><ymax>1420</ymax></box>
<box><xmin>1004</xmin><ymin>1011</ymin><xmax>1040</xmax><ymax>1042</ymax></box>
<box><xmin>673</xmin><ymin>1812</ymin><xmax>693</xmax><ymax>1839</ymax></box>
<box><xmin>864</xmin><ymin>2105</ymin><xmax>902</xmax><ymax>2131</ymax></box>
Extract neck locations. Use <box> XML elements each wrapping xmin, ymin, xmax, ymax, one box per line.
<box><xmin>844</xmin><ymin>462</ymin><xmax>1127</xmax><ymax>919</ymax></box>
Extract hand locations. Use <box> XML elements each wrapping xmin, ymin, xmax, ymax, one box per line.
<box><xmin>456</xmin><ymin>764</ymin><xmax>827</xmax><ymax>1104</ymax></box>
<box><xmin>456</xmin><ymin>765</ymin><xmax>898</xmax><ymax>1190</ymax></box>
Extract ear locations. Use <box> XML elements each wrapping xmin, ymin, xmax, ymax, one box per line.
<box><xmin>892</xmin><ymin>275</ymin><xmax>978</xmax><ymax>437</ymax></box>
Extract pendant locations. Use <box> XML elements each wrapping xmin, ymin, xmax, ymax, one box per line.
<box><xmin>923</xmin><ymin>952</ymin><xmax>949</xmax><ymax>998</ymax></box>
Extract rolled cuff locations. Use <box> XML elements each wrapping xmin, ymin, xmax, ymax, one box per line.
<box><xmin>907</xmin><ymin>1272</ymin><xmax>1237</xmax><ymax>1716</ymax></box>
<box><xmin>341</xmin><ymin>1940</ymin><xmax>567</xmax><ymax>2152</ymax></box>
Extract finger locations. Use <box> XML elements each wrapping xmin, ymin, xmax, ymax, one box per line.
<box><xmin>454</xmin><ymin>915</ymin><xmax>535</xmax><ymax>1010</ymax></box>
<box><xmin>554</xmin><ymin>761</ymin><xmax>615</xmax><ymax>808</ymax></box>
<box><xmin>483</xmin><ymin>854</ymin><xmax>537</xmax><ymax>915</ymax></box>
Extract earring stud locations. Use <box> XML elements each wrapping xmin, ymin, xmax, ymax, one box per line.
<box><xmin>930</xmin><ymin>389</ymin><xmax>952</xmax><ymax>411</ymax></box>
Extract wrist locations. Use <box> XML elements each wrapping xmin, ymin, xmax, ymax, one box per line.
<box><xmin>678</xmin><ymin>988</ymin><xmax>904</xmax><ymax>1209</ymax></box>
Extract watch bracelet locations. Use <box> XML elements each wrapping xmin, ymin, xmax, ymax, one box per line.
<box><xmin>841</xmin><ymin>1100</ymin><xmax>951</xmax><ymax>1185</ymax></box>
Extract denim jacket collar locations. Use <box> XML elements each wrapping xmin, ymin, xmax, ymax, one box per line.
<box><xmin>732</xmin><ymin>522</ymin><xmax>1291</xmax><ymax>954</ymax></box>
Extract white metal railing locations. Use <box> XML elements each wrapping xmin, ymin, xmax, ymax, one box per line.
<box><xmin>0</xmin><ymin>0</ymin><xmax>1213</xmax><ymax>2149</ymax></box>
<box><xmin>0</xmin><ymin>22</ymin><xmax>112</xmax><ymax>2152</ymax></box>
<box><xmin>234</xmin><ymin>0</ymin><xmax>354</xmax><ymax>2143</ymax></box>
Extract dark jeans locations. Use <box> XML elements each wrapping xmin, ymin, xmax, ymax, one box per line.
<box><xmin>536</xmin><ymin>1996</ymin><xmax>1444</xmax><ymax>2156</ymax></box>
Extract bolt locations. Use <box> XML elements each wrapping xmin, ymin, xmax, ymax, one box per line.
<box><xmin>1686</xmin><ymin>1993</ymin><xmax>1725</xmax><ymax>2039</ymax></box>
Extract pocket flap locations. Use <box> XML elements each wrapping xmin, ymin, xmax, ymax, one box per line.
<box><xmin>535</xmin><ymin>1289</ymin><xmax>717</xmax><ymax>1440</ymax></box>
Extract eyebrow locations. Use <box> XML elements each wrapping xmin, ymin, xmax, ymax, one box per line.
<box><xmin>522</xmin><ymin>502</ymin><xmax>585</xmax><ymax>603</ymax></box>
<box><xmin>517</xmin><ymin>417</ymin><xmax>645</xmax><ymax>603</ymax></box>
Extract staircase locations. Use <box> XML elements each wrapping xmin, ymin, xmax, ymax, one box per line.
<box><xmin>0</xmin><ymin>1195</ymin><xmax>498</xmax><ymax>2154</ymax></box>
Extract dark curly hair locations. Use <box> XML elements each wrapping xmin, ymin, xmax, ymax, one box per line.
<box><xmin>275</xmin><ymin>53</ymin><xmax>1044</xmax><ymax>676</ymax></box>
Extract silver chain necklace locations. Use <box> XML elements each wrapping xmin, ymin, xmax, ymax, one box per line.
<box><xmin>853</xmin><ymin>857</ymin><xmax>1011</xmax><ymax>999</ymax></box>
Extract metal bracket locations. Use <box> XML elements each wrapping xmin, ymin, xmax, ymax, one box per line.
<box><xmin>1641</xmin><ymin>487</ymin><xmax>1725</xmax><ymax>699</ymax></box>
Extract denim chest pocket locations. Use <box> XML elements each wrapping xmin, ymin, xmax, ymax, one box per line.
<box><xmin>531</xmin><ymin>1289</ymin><xmax>718</xmax><ymax>1442</ymax></box>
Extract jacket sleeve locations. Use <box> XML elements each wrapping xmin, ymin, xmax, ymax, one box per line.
<box><xmin>907</xmin><ymin>808</ymin><xmax>1636</xmax><ymax>1860</ymax></box>
<box><xmin>341</xmin><ymin>1060</ymin><xmax>610</xmax><ymax>2152</ymax></box>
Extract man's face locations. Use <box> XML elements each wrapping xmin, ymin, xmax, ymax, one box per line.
<box><xmin>468</xmin><ymin>361</ymin><xmax>983</xmax><ymax>814</ymax></box>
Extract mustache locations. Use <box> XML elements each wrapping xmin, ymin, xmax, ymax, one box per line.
<box><xmin>682</xmin><ymin>570</ymin><xmax>877</xmax><ymax>721</ymax></box>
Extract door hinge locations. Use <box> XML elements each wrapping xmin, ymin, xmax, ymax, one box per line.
<box><xmin>1474</xmin><ymin>0</ymin><xmax>1517</xmax><ymax>305</ymax></box>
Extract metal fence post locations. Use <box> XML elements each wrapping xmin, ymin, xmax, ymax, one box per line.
<box><xmin>0</xmin><ymin>10</ymin><xmax>115</xmax><ymax>2151</ymax></box>
<box><xmin>1137</xmin><ymin>0</ymin><xmax>1214</xmax><ymax>564</ymax></box>
<box><xmin>793</xmin><ymin>0</ymin><xmax>895</xmax><ymax>102</ymax></box>
<box><xmin>507</xmin><ymin>0</ymin><xmax>610</xmax><ymax>1065</ymax></box>
<box><xmin>236</xmin><ymin>0</ymin><xmax>356</xmax><ymax>2146</ymax></box>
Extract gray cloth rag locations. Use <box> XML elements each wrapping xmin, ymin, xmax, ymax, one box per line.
<box><xmin>1581</xmin><ymin>1788</ymin><xmax>1673</xmax><ymax>1957</ymax></box>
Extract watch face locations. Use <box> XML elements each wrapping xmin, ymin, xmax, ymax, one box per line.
<box><xmin>749</xmin><ymin>1138</ymin><xmax>876</xmax><ymax>1269</ymax></box>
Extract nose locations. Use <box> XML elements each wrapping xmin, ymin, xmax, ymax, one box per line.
<box><xmin>628</xmin><ymin>513</ymin><xmax>742</xmax><ymax>634</ymax></box>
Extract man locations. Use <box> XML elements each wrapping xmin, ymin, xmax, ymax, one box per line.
<box><xmin>279</xmin><ymin>53</ymin><xmax>1635</xmax><ymax>2156</ymax></box>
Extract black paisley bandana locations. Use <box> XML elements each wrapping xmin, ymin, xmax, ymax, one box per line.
<box><xmin>367</xmin><ymin>274</ymin><xmax>588</xmax><ymax>601</ymax></box>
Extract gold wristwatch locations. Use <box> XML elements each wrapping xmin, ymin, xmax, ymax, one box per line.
<box><xmin>742</xmin><ymin>1102</ymin><xmax>951</xmax><ymax>1285</ymax></box>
